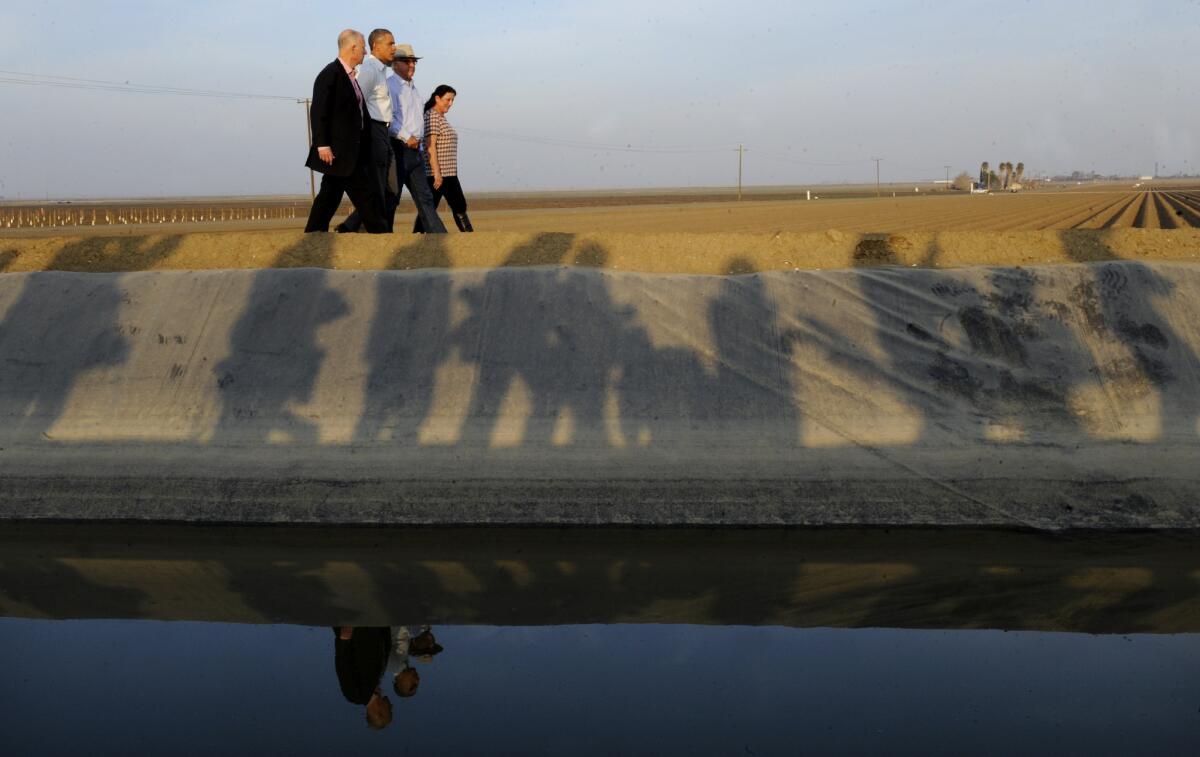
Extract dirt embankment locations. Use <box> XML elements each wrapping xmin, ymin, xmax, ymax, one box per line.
<box><xmin>1</xmin><ymin>228</ymin><xmax>1198</xmax><ymax>275</ymax></box>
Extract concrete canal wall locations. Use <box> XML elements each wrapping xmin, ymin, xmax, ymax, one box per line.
<box><xmin>1</xmin><ymin>256</ymin><xmax>1199</xmax><ymax>528</ymax></box>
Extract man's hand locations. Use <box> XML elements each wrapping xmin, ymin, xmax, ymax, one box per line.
<box><xmin>317</xmin><ymin>146</ymin><xmax>335</xmax><ymax>165</ymax></box>
<box><xmin>405</xmin><ymin>136</ymin><xmax>419</xmax><ymax>149</ymax></box>
<box><xmin>433</xmin><ymin>174</ymin><xmax>443</xmax><ymax>190</ymax></box>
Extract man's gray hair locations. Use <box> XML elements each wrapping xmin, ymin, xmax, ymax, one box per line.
<box><xmin>337</xmin><ymin>29</ymin><xmax>364</xmax><ymax>50</ymax></box>
<box><xmin>368</xmin><ymin>28</ymin><xmax>393</xmax><ymax>50</ymax></box>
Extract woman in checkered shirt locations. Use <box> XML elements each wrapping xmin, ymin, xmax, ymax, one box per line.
<box><xmin>414</xmin><ymin>85</ymin><xmax>472</xmax><ymax>232</ymax></box>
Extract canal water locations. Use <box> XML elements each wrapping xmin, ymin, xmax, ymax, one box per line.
<box><xmin>1</xmin><ymin>525</ymin><xmax>1198</xmax><ymax>753</ymax></box>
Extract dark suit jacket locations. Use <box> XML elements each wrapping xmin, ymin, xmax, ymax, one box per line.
<box><xmin>333</xmin><ymin>627</ymin><xmax>391</xmax><ymax>705</ymax></box>
<box><xmin>304</xmin><ymin>59</ymin><xmax>367</xmax><ymax>177</ymax></box>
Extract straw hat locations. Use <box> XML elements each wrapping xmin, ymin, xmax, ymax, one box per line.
<box><xmin>393</xmin><ymin>43</ymin><xmax>422</xmax><ymax>60</ymax></box>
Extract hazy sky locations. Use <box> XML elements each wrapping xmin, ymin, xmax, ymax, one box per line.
<box><xmin>1</xmin><ymin>0</ymin><xmax>1196</xmax><ymax>198</ymax></box>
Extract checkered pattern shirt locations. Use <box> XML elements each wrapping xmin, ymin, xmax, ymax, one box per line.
<box><xmin>423</xmin><ymin>109</ymin><xmax>458</xmax><ymax>177</ymax></box>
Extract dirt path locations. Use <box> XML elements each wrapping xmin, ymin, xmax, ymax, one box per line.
<box><xmin>1</xmin><ymin>228</ymin><xmax>1198</xmax><ymax>275</ymax></box>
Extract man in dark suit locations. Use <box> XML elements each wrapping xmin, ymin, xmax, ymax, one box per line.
<box><xmin>333</xmin><ymin>627</ymin><xmax>393</xmax><ymax>730</ymax></box>
<box><xmin>303</xmin><ymin>29</ymin><xmax>387</xmax><ymax>233</ymax></box>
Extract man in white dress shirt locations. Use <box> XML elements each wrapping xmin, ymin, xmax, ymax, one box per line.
<box><xmin>386</xmin><ymin>44</ymin><xmax>446</xmax><ymax>233</ymax></box>
<box><xmin>336</xmin><ymin>28</ymin><xmax>397</xmax><ymax>232</ymax></box>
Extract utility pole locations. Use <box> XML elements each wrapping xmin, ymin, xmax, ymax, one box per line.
<box><xmin>871</xmin><ymin>157</ymin><xmax>882</xmax><ymax>198</ymax></box>
<box><xmin>299</xmin><ymin>98</ymin><xmax>315</xmax><ymax>200</ymax></box>
<box><xmin>944</xmin><ymin>165</ymin><xmax>951</xmax><ymax>184</ymax></box>
<box><xmin>737</xmin><ymin>144</ymin><xmax>744</xmax><ymax>201</ymax></box>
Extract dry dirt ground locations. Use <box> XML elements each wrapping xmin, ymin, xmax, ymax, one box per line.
<box><xmin>1</xmin><ymin>228</ymin><xmax>1198</xmax><ymax>275</ymax></box>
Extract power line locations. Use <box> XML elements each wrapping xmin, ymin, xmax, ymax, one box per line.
<box><xmin>456</xmin><ymin>126</ymin><xmax>731</xmax><ymax>154</ymax></box>
<box><xmin>2</xmin><ymin>68</ymin><xmax>948</xmax><ymax>187</ymax></box>
<box><xmin>0</xmin><ymin>70</ymin><xmax>298</xmax><ymax>101</ymax></box>
<box><xmin>0</xmin><ymin>68</ymin><xmax>913</xmax><ymax>170</ymax></box>
<box><xmin>751</xmin><ymin>151</ymin><xmax>871</xmax><ymax>168</ymax></box>
<box><xmin>0</xmin><ymin>72</ymin><xmax>737</xmax><ymax>155</ymax></box>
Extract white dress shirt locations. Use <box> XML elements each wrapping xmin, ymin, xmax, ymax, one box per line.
<box><xmin>354</xmin><ymin>55</ymin><xmax>393</xmax><ymax>123</ymax></box>
<box><xmin>393</xmin><ymin>76</ymin><xmax>424</xmax><ymax>144</ymax></box>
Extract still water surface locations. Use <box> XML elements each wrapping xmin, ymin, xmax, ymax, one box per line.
<box><xmin>2</xmin><ymin>619</ymin><xmax>1198</xmax><ymax>754</ymax></box>
<box><xmin>2</xmin><ymin>525</ymin><xmax>1199</xmax><ymax>753</ymax></box>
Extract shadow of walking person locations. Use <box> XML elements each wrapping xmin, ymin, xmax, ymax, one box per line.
<box><xmin>801</xmin><ymin>235</ymin><xmax>1088</xmax><ymax>446</ymax></box>
<box><xmin>1059</xmin><ymin>232</ymin><xmax>1200</xmax><ymax>441</ymax></box>
<box><xmin>499</xmin><ymin>232</ymin><xmax>576</xmax><ymax>267</ymax></box>
<box><xmin>708</xmin><ymin>257</ymin><xmax>800</xmax><ymax>447</ymax></box>
<box><xmin>0</xmin><ymin>235</ymin><xmax>183</xmax><ymax>441</ymax></box>
<box><xmin>212</xmin><ymin>233</ymin><xmax>348</xmax><ymax>444</ymax></box>
<box><xmin>354</xmin><ymin>236</ymin><xmax>453</xmax><ymax>444</ymax></box>
<box><xmin>451</xmin><ymin>235</ymin><xmax>653</xmax><ymax>451</ymax></box>
<box><xmin>542</xmin><ymin>242</ymin><xmax>641</xmax><ymax>447</ymax></box>
<box><xmin>451</xmin><ymin>233</ymin><xmax>578</xmax><ymax>447</ymax></box>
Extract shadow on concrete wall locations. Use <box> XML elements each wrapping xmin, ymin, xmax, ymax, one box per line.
<box><xmin>355</xmin><ymin>237</ymin><xmax>453</xmax><ymax>443</ymax></box>
<box><xmin>1058</xmin><ymin>232</ymin><xmax>1200</xmax><ymax>440</ymax></box>
<box><xmin>0</xmin><ymin>236</ymin><xmax>183</xmax><ymax>439</ymax></box>
<box><xmin>1</xmin><ymin>231</ymin><xmax>1198</xmax><ymax>537</ymax></box>
<box><xmin>212</xmin><ymin>234</ymin><xmax>346</xmax><ymax>443</ymax></box>
<box><xmin>1</xmin><ymin>229</ymin><xmax>1197</xmax><ymax>452</ymax></box>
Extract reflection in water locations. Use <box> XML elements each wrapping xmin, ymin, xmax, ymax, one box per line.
<box><xmin>2</xmin><ymin>525</ymin><xmax>1200</xmax><ymax>634</ymax></box>
<box><xmin>333</xmin><ymin>626</ymin><xmax>392</xmax><ymax>728</ymax></box>
<box><xmin>390</xmin><ymin>626</ymin><xmax>443</xmax><ymax>701</ymax></box>
<box><xmin>1</xmin><ymin>618</ymin><xmax>1197</xmax><ymax>753</ymax></box>
<box><xmin>1</xmin><ymin>524</ymin><xmax>1198</xmax><ymax>749</ymax></box>
<box><xmin>332</xmin><ymin>626</ymin><xmax>445</xmax><ymax>730</ymax></box>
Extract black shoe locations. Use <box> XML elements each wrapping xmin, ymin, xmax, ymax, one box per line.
<box><xmin>453</xmin><ymin>212</ymin><xmax>474</xmax><ymax>232</ymax></box>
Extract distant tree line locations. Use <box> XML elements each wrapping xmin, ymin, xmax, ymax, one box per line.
<box><xmin>978</xmin><ymin>161</ymin><xmax>1024</xmax><ymax>190</ymax></box>
<box><xmin>1044</xmin><ymin>170</ymin><xmax>1197</xmax><ymax>182</ymax></box>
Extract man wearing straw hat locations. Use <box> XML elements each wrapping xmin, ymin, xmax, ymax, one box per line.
<box><xmin>386</xmin><ymin>43</ymin><xmax>446</xmax><ymax>233</ymax></box>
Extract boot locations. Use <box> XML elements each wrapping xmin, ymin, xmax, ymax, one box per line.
<box><xmin>453</xmin><ymin>212</ymin><xmax>474</xmax><ymax>232</ymax></box>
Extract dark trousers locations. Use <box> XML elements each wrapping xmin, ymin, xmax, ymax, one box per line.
<box><xmin>392</xmin><ymin>141</ymin><xmax>447</xmax><ymax>233</ymax></box>
<box><xmin>341</xmin><ymin>140</ymin><xmax>445</xmax><ymax>233</ymax></box>
<box><xmin>304</xmin><ymin>128</ymin><xmax>387</xmax><ymax>233</ymax></box>
<box><xmin>414</xmin><ymin>176</ymin><xmax>467</xmax><ymax>232</ymax></box>
<box><xmin>332</xmin><ymin>123</ymin><xmax>394</xmax><ymax>233</ymax></box>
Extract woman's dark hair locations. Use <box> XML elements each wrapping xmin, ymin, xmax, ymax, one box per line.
<box><xmin>424</xmin><ymin>85</ymin><xmax>457</xmax><ymax>112</ymax></box>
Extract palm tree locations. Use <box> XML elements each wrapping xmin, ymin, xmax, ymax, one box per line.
<box><xmin>980</xmin><ymin>162</ymin><xmax>989</xmax><ymax>189</ymax></box>
<box><xmin>1014</xmin><ymin>162</ymin><xmax>1025</xmax><ymax>184</ymax></box>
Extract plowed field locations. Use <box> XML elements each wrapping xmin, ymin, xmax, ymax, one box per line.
<box><xmin>3</xmin><ymin>183</ymin><xmax>1199</xmax><ymax>236</ymax></box>
<box><xmin>476</xmin><ymin>187</ymin><xmax>1200</xmax><ymax>235</ymax></box>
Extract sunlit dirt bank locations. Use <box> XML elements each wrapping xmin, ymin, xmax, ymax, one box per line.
<box><xmin>2</xmin><ymin>228</ymin><xmax>1199</xmax><ymax>273</ymax></box>
<box><xmin>1</xmin><ymin>229</ymin><xmax>1198</xmax><ymax>528</ymax></box>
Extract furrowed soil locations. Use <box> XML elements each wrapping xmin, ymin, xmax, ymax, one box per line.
<box><xmin>3</xmin><ymin>182</ymin><xmax>1198</xmax><ymax>239</ymax></box>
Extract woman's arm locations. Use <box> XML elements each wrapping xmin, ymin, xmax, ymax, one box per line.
<box><xmin>427</xmin><ymin>131</ymin><xmax>442</xmax><ymax>189</ymax></box>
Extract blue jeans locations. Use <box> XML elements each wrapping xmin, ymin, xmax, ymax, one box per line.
<box><xmin>389</xmin><ymin>141</ymin><xmax>447</xmax><ymax>233</ymax></box>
